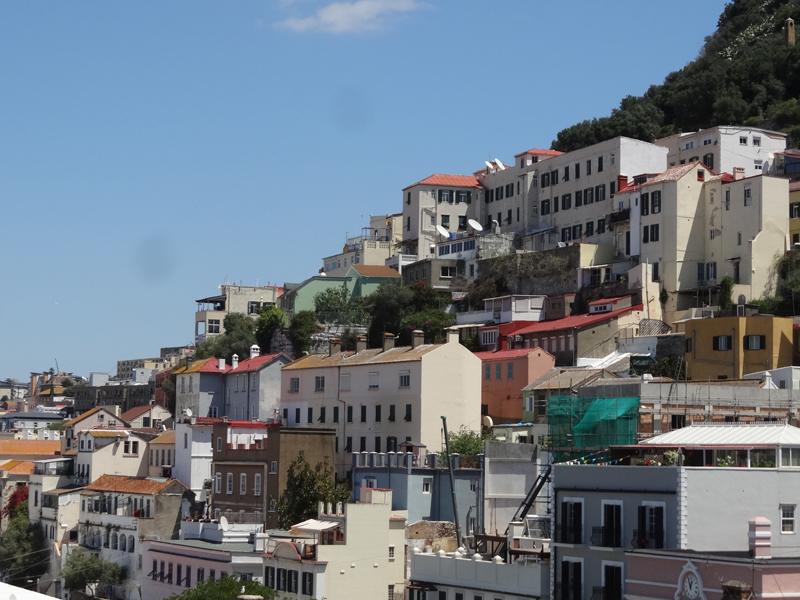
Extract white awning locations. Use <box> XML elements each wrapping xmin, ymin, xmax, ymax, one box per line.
<box><xmin>291</xmin><ymin>519</ymin><xmax>339</xmax><ymax>534</ymax></box>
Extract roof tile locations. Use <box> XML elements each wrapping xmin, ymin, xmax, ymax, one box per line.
<box><xmin>403</xmin><ymin>174</ymin><xmax>482</xmax><ymax>191</ymax></box>
<box><xmin>84</xmin><ymin>474</ymin><xmax>189</xmax><ymax>495</ymax></box>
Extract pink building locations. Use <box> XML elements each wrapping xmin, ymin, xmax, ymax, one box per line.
<box><xmin>474</xmin><ymin>347</ymin><xmax>555</xmax><ymax>422</ymax></box>
<box><xmin>627</xmin><ymin>517</ymin><xmax>800</xmax><ymax>600</ymax></box>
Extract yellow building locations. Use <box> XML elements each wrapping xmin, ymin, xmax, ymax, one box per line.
<box><xmin>790</xmin><ymin>180</ymin><xmax>800</xmax><ymax>245</ymax></box>
<box><xmin>684</xmin><ymin>315</ymin><xmax>793</xmax><ymax>380</ymax></box>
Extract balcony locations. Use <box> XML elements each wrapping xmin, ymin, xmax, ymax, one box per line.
<box><xmin>592</xmin><ymin>586</ymin><xmax>622</xmax><ymax>600</ymax></box>
<box><xmin>590</xmin><ymin>526</ymin><xmax>621</xmax><ymax>548</ymax></box>
<box><xmin>554</xmin><ymin>524</ymin><xmax>582</xmax><ymax>545</ymax></box>
<box><xmin>34</xmin><ymin>461</ymin><xmax>74</xmax><ymax>476</ymax></box>
<box><xmin>631</xmin><ymin>529</ymin><xmax>663</xmax><ymax>549</ymax></box>
<box><xmin>609</xmin><ymin>208</ymin><xmax>630</xmax><ymax>224</ymax></box>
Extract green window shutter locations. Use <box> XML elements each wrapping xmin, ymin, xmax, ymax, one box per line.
<box><xmin>438</xmin><ymin>189</ymin><xmax>443</xmax><ymax>203</ymax></box>
<box><xmin>466</xmin><ymin>191</ymin><xmax>472</xmax><ymax>204</ymax></box>
<box><xmin>760</xmin><ymin>335</ymin><xmax>766</xmax><ymax>349</ymax></box>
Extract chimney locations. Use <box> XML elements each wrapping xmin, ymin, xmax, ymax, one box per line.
<box><xmin>748</xmin><ymin>517</ymin><xmax>771</xmax><ymax>558</ymax></box>
<box><xmin>786</xmin><ymin>17</ymin><xmax>795</xmax><ymax>46</ymax></box>
<box><xmin>412</xmin><ymin>330</ymin><xmax>425</xmax><ymax>349</ymax></box>
<box><xmin>446</xmin><ymin>328</ymin><xmax>459</xmax><ymax>344</ymax></box>
<box><xmin>250</xmin><ymin>344</ymin><xmax>260</xmax><ymax>360</ymax></box>
<box><xmin>356</xmin><ymin>335</ymin><xmax>367</xmax><ymax>353</ymax></box>
<box><xmin>218</xmin><ymin>358</ymin><xmax>226</xmax><ymax>371</ymax></box>
<box><xmin>329</xmin><ymin>338</ymin><xmax>341</xmax><ymax>357</ymax></box>
<box><xmin>382</xmin><ymin>333</ymin><xmax>396</xmax><ymax>352</ymax></box>
<box><xmin>734</xmin><ymin>167</ymin><xmax>745</xmax><ymax>180</ymax></box>
<box><xmin>232</xmin><ymin>354</ymin><xmax>239</xmax><ymax>370</ymax></box>
<box><xmin>29</xmin><ymin>373</ymin><xmax>37</xmax><ymax>397</ymax></box>
<box><xmin>112</xmin><ymin>405</ymin><xmax>121</xmax><ymax>418</ymax></box>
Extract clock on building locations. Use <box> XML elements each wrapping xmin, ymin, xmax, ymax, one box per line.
<box><xmin>674</xmin><ymin>563</ymin><xmax>705</xmax><ymax>600</ymax></box>
<box><xmin>683</xmin><ymin>573</ymin><xmax>700</xmax><ymax>599</ymax></box>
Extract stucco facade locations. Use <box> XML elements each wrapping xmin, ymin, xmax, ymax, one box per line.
<box><xmin>224</xmin><ymin>350</ymin><xmax>291</xmax><ymax>422</ymax></box>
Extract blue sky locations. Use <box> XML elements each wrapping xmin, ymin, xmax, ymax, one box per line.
<box><xmin>0</xmin><ymin>0</ymin><xmax>727</xmax><ymax>380</ymax></box>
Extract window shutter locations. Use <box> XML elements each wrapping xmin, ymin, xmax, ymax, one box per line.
<box><xmin>572</xmin><ymin>502</ymin><xmax>582</xmax><ymax>543</ymax></box>
<box><xmin>726</xmin><ymin>336</ymin><xmax>733</xmax><ymax>350</ymax></box>
<box><xmin>743</xmin><ymin>335</ymin><xmax>750</xmax><ymax>350</ymax></box>
<box><xmin>637</xmin><ymin>506</ymin><xmax>647</xmax><ymax>540</ymax></box>
<box><xmin>760</xmin><ymin>335</ymin><xmax>766</xmax><ymax>350</ymax></box>
<box><xmin>466</xmin><ymin>191</ymin><xmax>472</xmax><ymax>204</ymax></box>
<box><xmin>654</xmin><ymin>506</ymin><xmax>665</xmax><ymax>548</ymax></box>
<box><xmin>561</xmin><ymin>502</ymin><xmax>569</xmax><ymax>542</ymax></box>
<box><xmin>573</xmin><ymin>561</ymin><xmax>582</xmax><ymax>598</ymax></box>
<box><xmin>713</xmin><ymin>336</ymin><xmax>719</xmax><ymax>351</ymax></box>
<box><xmin>561</xmin><ymin>561</ymin><xmax>570</xmax><ymax>600</ymax></box>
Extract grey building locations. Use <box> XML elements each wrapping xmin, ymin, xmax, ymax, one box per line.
<box><xmin>352</xmin><ymin>452</ymin><xmax>482</xmax><ymax>538</ymax></box>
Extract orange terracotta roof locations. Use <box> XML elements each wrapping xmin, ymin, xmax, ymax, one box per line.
<box><xmin>65</xmin><ymin>407</ymin><xmax>103</xmax><ymax>428</ymax></box>
<box><xmin>85</xmin><ymin>431</ymin><xmax>128</xmax><ymax>438</ymax></box>
<box><xmin>587</xmin><ymin>295</ymin><xmax>632</xmax><ymax>306</ymax></box>
<box><xmin>282</xmin><ymin>343</ymin><xmax>445</xmax><ymax>370</ymax></box>
<box><xmin>0</xmin><ymin>460</ymin><xmax>34</xmax><ymax>475</ymax></box>
<box><xmin>85</xmin><ymin>474</ymin><xmax>188</xmax><ymax>495</ymax></box>
<box><xmin>514</xmin><ymin>148</ymin><xmax>565</xmax><ymax>157</ymax></box>
<box><xmin>151</xmin><ymin>430</ymin><xmax>175</xmax><ymax>445</ymax></box>
<box><xmin>618</xmin><ymin>162</ymin><xmax>715</xmax><ymax>193</ymax></box>
<box><xmin>402</xmin><ymin>174</ymin><xmax>482</xmax><ymax>191</ymax></box>
<box><xmin>173</xmin><ymin>358</ymin><xmax>231</xmax><ymax>375</ymax></box>
<box><xmin>351</xmin><ymin>265</ymin><xmax>401</xmax><ymax>278</ymax></box>
<box><xmin>0</xmin><ymin>440</ymin><xmax>61</xmax><ymax>456</ymax></box>
<box><xmin>120</xmin><ymin>405</ymin><xmax>158</xmax><ymax>422</ymax></box>
<box><xmin>474</xmin><ymin>348</ymin><xmax>555</xmax><ymax>361</ymax></box>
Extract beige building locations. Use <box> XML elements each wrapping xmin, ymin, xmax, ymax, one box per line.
<box><xmin>75</xmin><ymin>429</ymin><xmax>154</xmax><ymax>485</ymax></box>
<box><xmin>615</xmin><ymin>162</ymin><xmax>789</xmax><ymax>323</ymax></box>
<box><xmin>322</xmin><ymin>213</ymin><xmax>403</xmax><ymax>277</ymax></box>
<box><xmin>262</xmin><ymin>488</ymin><xmax>406</xmax><ymax>600</ymax></box>
<box><xmin>281</xmin><ymin>330</ymin><xmax>482</xmax><ymax>478</ymax></box>
<box><xmin>195</xmin><ymin>283</ymin><xmax>283</xmax><ymax>344</ymax></box>
<box><xmin>654</xmin><ymin>125</ymin><xmax>786</xmax><ymax>177</ymax></box>
<box><xmin>121</xmin><ymin>404</ymin><xmax>171</xmax><ymax>429</ymax></box>
<box><xmin>149</xmin><ymin>429</ymin><xmax>176</xmax><ymax>478</ymax></box>
<box><xmin>116</xmin><ymin>357</ymin><xmax>175</xmax><ymax>380</ymax></box>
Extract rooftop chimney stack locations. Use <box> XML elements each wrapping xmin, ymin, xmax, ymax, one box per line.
<box><xmin>250</xmin><ymin>344</ymin><xmax>260</xmax><ymax>360</ymax></box>
<box><xmin>734</xmin><ymin>167</ymin><xmax>745</xmax><ymax>180</ymax></box>
<box><xmin>382</xmin><ymin>333</ymin><xmax>396</xmax><ymax>352</ymax></box>
<box><xmin>329</xmin><ymin>338</ymin><xmax>341</xmax><ymax>357</ymax></box>
<box><xmin>786</xmin><ymin>17</ymin><xmax>795</xmax><ymax>46</ymax></box>
<box><xmin>218</xmin><ymin>358</ymin><xmax>226</xmax><ymax>371</ymax></box>
<box><xmin>412</xmin><ymin>330</ymin><xmax>425</xmax><ymax>349</ymax></box>
<box><xmin>356</xmin><ymin>335</ymin><xmax>367</xmax><ymax>353</ymax></box>
<box><xmin>232</xmin><ymin>354</ymin><xmax>239</xmax><ymax>370</ymax></box>
<box><xmin>447</xmin><ymin>328</ymin><xmax>459</xmax><ymax>345</ymax></box>
<box><xmin>748</xmin><ymin>517</ymin><xmax>771</xmax><ymax>559</ymax></box>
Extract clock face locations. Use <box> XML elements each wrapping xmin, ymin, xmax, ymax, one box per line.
<box><xmin>683</xmin><ymin>573</ymin><xmax>700</xmax><ymax>599</ymax></box>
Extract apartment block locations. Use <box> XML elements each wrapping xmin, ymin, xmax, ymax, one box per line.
<box><xmin>683</xmin><ymin>315</ymin><xmax>793</xmax><ymax>380</ymax></box>
<box><xmin>224</xmin><ymin>346</ymin><xmax>291</xmax><ymax>421</ymax></box>
<box><xmin>173</xmin><ymin>416</ymin><xmax>217</xmax><ymax>501</ymax></box>
<box><xmin>74</xmin><ymin>428</ymin><xmax>156</xmax><ymax>485</ymax></box>
<box><xmin>615</xmin><ymin>162</ymin><xmax>789</xmax><ymax>321</ymax></box>
<box><xmin>148</xmin><ymin>429</ymin><xmax>175</xmax><ymax>478</ymax></box>
<box><xmin>281</xmin><ymin>330</ymin><xmax>481</xmax><ymax>478</ymax></box>
<box><xmin>321</xmin><ymin>213</ymin><xmax>402</xmax><ymax>277</ymax></box>
<box><xmin>654</xmin><ymin>125</ymin><xmax>786</xmax><ymax>177</ymax></box>
<box><xmin>195</xmin><ymin>283</ymin><xmax>283</xmax><ymax>345</ymax></box>
<box><xmin>174</xmin><ymin>358</ymin><xmax>230</xmax><ymax>420</ymax></box>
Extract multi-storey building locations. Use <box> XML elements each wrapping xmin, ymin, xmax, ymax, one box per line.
<box><xmin>195</xmin><ymin>283</ymin><xmax>283</xmax><ymax>345</ymax></box>
<box><xmin>262</xmin><ymin>488</ymin><xmax>406</xmax><ymax>600</ymax></box>
<box><xmin>654</xmin><ymin>125</ymin><xmax>786</xmax><ymax>177</ymax></box>
<box><xmin>74</xmin><ymin>428</ymin><xmax>156</xmax><ymax>485</ymax></box>
<box><xmin>79</xmin><ymin>475</ymin><xmax>192</xmax><ymax>600</ymax></box>
<box><xmin>174</xmin><ymin>357</ymin><xmax>230</xmax><ymax>419</ymax></box>
<box><xmin>321</xmin><ymin>213</ymin><xmax>403</xmax><ymax>277</ymax></box>
<box><xmin>210</xmin><ymin>420</ymin><xmax>336</xmax><ymax>530</ymax></box>
<box><xmin>683</xmin><ymin>315</ymin><xmax>793</xmax><ymax>380</ymax></box>
<box><xmin>121</xmin><ymin>404</ymin><xmax>171</xmax><ymax>429</ymax></box>
<box><xmin>148</xmin><ymin>429</ymin><xmax>175</xmax><ymax>478</ymax></box>
<box><xmin>281</xmin><ymin>330</ymin><xmax>481</xmax><ymax>478</ymax></box>
<box><xmin>173</xmin><ymin>416</ymin><xmax>217</xmax><ymax>501</ymax></box>
<box><xmin>73</xmin><ymin>379</ymin><xmax>154</xmax><ymax>413</ymax></box>
<box><xmin>225</xmin><ymin>347</ymin><xmax>291</xmax><ymax>421</ymax></box>
<box><xmin>615</xmin><ymin>162</ymin><xmax>789</xmax><ymax>321</ymax></box>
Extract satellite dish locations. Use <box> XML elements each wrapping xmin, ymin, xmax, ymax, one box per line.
<box><xmin>468</xmin><ymin>219</ymin><xmax>483</xmax><ymax>232</ymax></box>
<box><xmin>436</xmin><ymin>225</ymin><xmax>450</xmax><ymax>238</ymax></box>
<box><xmin>485</xmin><ymin>161</ymin><xmax>493</xmax><ymax>169</ymax></box>
<box><xmin>557</xmin><ymin>242</ymin><xmax>566</xmax><ymax>248</ymax></box>
<box><xmin>482</xmin><ymin>415</ymin><xmax>494</xmax><ymax>428</ymax></box>
<box><xmin>219</xmin><ymin>516</ymin><xmax>230</xmax><ymax>531</ymax></box>
<box><xmin>494</xmin><ymin>158</ymin><xmax>505</xmax><ymax>170</ymax></box>
<box><xmin>184</xmin><ymin>408</ymin><xmax>193</xmax><ymax>418</ymax></box>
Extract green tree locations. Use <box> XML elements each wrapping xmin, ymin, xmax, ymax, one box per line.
<box><xmin>0</xmin><ymin>503</ymin><xmax>48</xmax><ymax>589</ymax></box>
<box><xmin>276</xmin><ymin>451</ymin><xmax>350</xmax><ymax>530</ymax></box>
<box><xmin>399</xmin><ymin>309</ymin><xmax>456</xmax><ymax>345</ymax></box>
<box><xmin>647</xmin><ymin>356</ymin><xmax>686</xmax><ymax>380</ymax></box>
<box><xmin>255</xmin><ymin>304</ymin><xmax>286</xmax><ymax>352</ymax></box>
<box><xmin>408</xmin><ymin>281</ymin><xmax>448</xmax><ymax>313</ymax></box>
<box><xmin>164</xmin><ymin>573</ymin><xmax>275</xmax><ymax>600</ymax></box>
<box><xmin>47</xmin><ymin>421</ymin><xmax>65</xmax><ymax>431</ymax></box>
<box><xmin>363</xmin><ymin>281</ymin><xmax>414</xmax><ymax>347</ymax></box>
<box><xmin>719</xmin><ymin>276</ymin><xmax>735</xmax><ymax>311</ymax></box>
<box><xmin>61</xmin><ymin>550</ymin><xmax>124</xmax><ymax>597</ymax></box>
<box><xmin>439</xmin><ymin>426</ymin><xmax>487</xmax><ymax>462</ymax></box>
<box><xmin>313</xmin><ymin>284</ymin><xmax>351</xmax><ymax>313</ymax></box>
<box><xmin>0</xmin><ymin>395</ymin><xmax>8</xmax><ymax>404</ymax></box>
<box><xmin>195</xmin><ymin>313</ymin><xmax>257</xmax><ymax>363</ymax></box>
<box><xmin>288</xmin><ymin>310</ymin><xmax>318</xmax><ymax>357</ymax></box>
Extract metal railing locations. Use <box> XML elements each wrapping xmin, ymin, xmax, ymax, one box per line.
<box><xmin>631</xmin><ymin>529</ymin><xmax>663</xmax><ymax>549</ymax></box>
<box><xmin>590</xmin><ymin>525</ymin><xmax>621</xmax><ymax>548</ymax></box>
<box><xmin>554</xmin><ymin>524</ymin><xmax>581</xmax><ymax>544</ymax></box>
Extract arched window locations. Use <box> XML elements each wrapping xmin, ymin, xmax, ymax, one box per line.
<box><xmin>128</xmin><ymin>535</ymin><xmax>135</xmax><ymax>553</ymax></box>
<box><xmin>119</xmin><ymin>533</ymin><xmax>127</xmax><ymax>552</ymax></box>
<box><xmin>111</xmin><ymin>533</ymin><xmax>118</xmax><ymax>550</ymax></box>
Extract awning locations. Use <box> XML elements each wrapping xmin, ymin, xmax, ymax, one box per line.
<box><xmin>291</xmin><ymin>519</ymin><xmax>339</xmax><ymax>534</ymax></box>
<box><xmin>524</xmin><ymin>226</ymin><xmax>555</xmax><ymax>236</ymax></box>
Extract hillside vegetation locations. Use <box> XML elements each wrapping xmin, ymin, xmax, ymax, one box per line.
<box><xmin>552</xmin><ymin>0</ymin><xmax>800</xmax><ymax>151</ymax></box>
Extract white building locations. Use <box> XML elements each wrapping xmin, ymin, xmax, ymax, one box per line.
<box><xmin>263</xmin><ymin>488</ymin><xmax>406</xmax><ymax>600</ymax></box>
<box><xmin>654</xmin><ymin>125</ymin><xmax>786</xmax><ymax>177</ymax></box>
<box><xmin>744</xmin><ymin>366</ymin><xmax>800</xmax><ymax>390</ymax></box>
<box><xmin>173</xmin><ymin>416</ymin><xmax>216</xmax><ymax>501</ymax></box>
<box><xmin>281</xmin><ymin>330</ymin><xmax>482</xmax><ymax>478</ymax></box>
<box><xmin>224</xmin><ymin>346</ymin><xmax>291</xmax><ymax>421</ymax></box>
<box><xmin>322</xmin><ymin>213</ymin><xmax>403</xmax><ymax>277</ymax></box>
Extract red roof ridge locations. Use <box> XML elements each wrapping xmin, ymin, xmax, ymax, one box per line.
<box><xmin>402</xmin><ymin>174</ymin><xmax>482</xmax><ymax>191</ymax></box>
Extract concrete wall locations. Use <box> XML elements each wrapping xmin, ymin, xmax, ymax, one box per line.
<box><xmin>173</xmin><ymin>421</ymin><xmax>213</xmax><ymax>500</ymax></box>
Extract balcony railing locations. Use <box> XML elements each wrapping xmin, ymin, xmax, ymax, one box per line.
<box><xmin>554</xmin><ymin>582</ymin><xmax>582</xmax><ymax>600</ymax></box>
<box><xmin>590</xmin><ymin>525</ymin><xmax>621</xmax><ymax>548</ymax></box>
<box><xmin>212</xmin><ymin>509</ymin><xmax>265</xmax><ymax>524</ymax></box>
<box><xmin>631</xmin><ymin>529</ymin><xmax>663</xmax><ymax>549</ymax></box>
<box><xmin>34</xmin><ymin>461</ymin><xmax>74</xmax><ymax>476</ymax></box>
<box><xmin>554</xmin><ymin>524</ymin><xmax>582</xmax><ymax>544</ymax></box>
<box><xmin>609</xmin><ymin>208</ymin><xmax>630</xmax><ymax>224</ymax></box>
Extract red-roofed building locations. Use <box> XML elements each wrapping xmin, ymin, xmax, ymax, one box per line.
<box><xmin>224</xmin><ymin>348</ymin><xmax>292</xmax><ymax>422</ymax></box>
<box><xmin>474</xmin><ymin>347</ymin><xmax>556</xmax><ymax>421</ymax></box>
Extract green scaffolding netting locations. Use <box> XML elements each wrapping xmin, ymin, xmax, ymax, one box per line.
<box><xmin>547</xmin><ymin>394</ymin><xmax>640</xmax><ymax>462</ymax></box>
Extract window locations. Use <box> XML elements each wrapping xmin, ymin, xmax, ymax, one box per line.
<box><xmin>641</xmin><ymin>192</ymin><xmax>649</xmax><ymax>216</ymax></box>
<box><xmin>561</xmin><ymin>227</ymin><xmax>572</xmax><ymax>243</ymax></box>
<box><xmin>562</xmin><ymin>193</ymin><xmax>571</xmax><ymax>210</ymax></box>
<box><xmin>388</xmin><ymin>545</ymin><xmax>395</xmax><ymax>560</ymax></box>
<box><xmin>638</xmin><ymin>504</ymin><xmax>665</xmax><ymax>548</ymax></box>
<box><xmin>215</xmin><ymin>473</ymin><xmax>221</xmax><ymax>494</ymax></box>
<box><xmin>706</xmin><ymin>261</ymin><xmax>717</xmax><ymax>280</ymax></box>
<box><xmin>197</xmin><ymin>568</ymin><xmax>205</xmax><ymax>584</ymax></box>
<box><xmin>315</xmin><ymin>376</ymin><xmax>325</xmax><ymax>392</ymax></box>
<box><xmin>584</xmin><ymin>187</ymin><xmax>593</xmax><ymax>204</ymax></box>
<box><xmin>307</xmin><ymin>407</ymin><xmax>313</xmax><ymax>423</ymax></box>
<box><xmin>713</xmin><ymin>335</ymin><xmax>732</xmax><ymax>351</ymax></box>
<box><xmin>743</xmin><ymin>335</ymin><xmax>766</xmax><ymax>350</ymax></box>
<box><xmin>792</xmin><ymin>203</ymin><xmax>800</xmax><ymax>219</ymax></box>
<box><xmin>740</xmin><ymin>136</ymin><xmax>748</xmax><ymax>145</ymax></box>
<box><xmin>507</xmin><ymin>363</ymin><xmax>514</xmax><ymax>379</ymax></box>
<box><xmin>652</xmin><ymin>262</ymin><xmax>659</xmax><ymax>282</ymax></box>
<box><xmin>597</xmin><ymin>218</ymin><xmax>605</xmax><ymax>235</ymax></box>
<box><xmin>651</xmin><ymin>191</ymin><xmax>661</xmax><ymax>214</ymax></box>
<box><xmin>572</xmin><ymin>224</ymin><xmax>582</xmax><ymax>240</ymax></box>
<box><xmin>561</xmin><ymin>559</ymin><xmax>583</xmax><ymax>600</ymax></box>
<box><xmin>541</xmin><ymin>199</ymin><xmax>550</xmax><ymax>215</ymax></box>
<box><xmin>542</xmin><ymin>173</ymin><xmax>550</xmax><ymax>188</ymax></box>
<box><xmin>554</xmin><ymin>196</ymin><xmax>559</xmax><ymax>213</ymax></box>
<box><xmin>347</xmin><ymin>405</ymin><xmax>353</xmax><ymax>422</ymax></box>
<box><xmin>559</xmin><ymin>499</ymin><xmax>583</xmax><ymax>543</ymax></box>
<box><xmin>725</xmin><ymin>188</ymin><xmax>731</xmax><ymax>210</ymax></box>
<box><xmin>745</xmin><ymin>188</ymin><xmax>752</xmax><ymax>206</ymax></box>
<box><xmin>601</xmin><ymin>502</ymin><xmax>623</xmax><ymax>547</ymax></box>
<box><xmin>406</xmin><ymin>216</ymin><xmax>410</xmax><ymax>232</ymax></box>
<box><xmin>359</xmin><ymin>437</ymin><xmax>366</xmax><ymax>452</ymax></box>
<box><xmin>295</xmin><ymin>407</ymin><xmax>300</xmax><ymax>424</ymax></box>
<box><xmin>399</xmin><ymin>372</ymin><xmax>410</xmax><ymax>388</ymax></box>
<box><xmin>458</xmin><ymin>215</ymin><xmax>467</xmax><ymax>230</ymax></box>
<box><xmin>710</xmin><ymin>229</ymin><xmax>716</xmax><ymax>241</ymax></box>
<box><xmin>270</xmin><ymin>460</ymin><xmax>278</xmax><ymax>474</ymax></box>
<box><xmin>289</xmin><ymin>378</ymin><xmax>299</xmax><ymax>393</ymax></box>
<box><xmin>226</xmin><ymin>473</ymin><xmax>233</xmax><ymax>494</ymax></box>
<box><xmin>406</xmin><ymin>191</ymin><xmax>411</xmax><ymax>205</ymax></box>
<box><xmin>333</xmin><ymin>406</ymin><xmax>339</xmax><ymax>422</ymax></box>
<box><xmin>738</xmin><ymin>232</ymin><xmax>742</xmax><ymax>246</ymax></box>
<box><xmin>240</xmin><ymin>473</ymin><xmax>247</xmax><ymax>495</ymax></box>
<box><xmin>586</xmin><ymin>159</ymin><xmax>592</xmax><ymax>175</ymax></box>
<box><xmin>564</xmin><ymin>165</ymin><xmax>570</xmax><ymax>181</ymax></box>
<box><xmin>782</xmin><ymin>448</ymin><xmax>800</xmax><ymax>467</ymax></box>
<box><xmin>697</xmin><ymin>169</ymin><xmax>705</xmax><ymax>181</ymax></box>
<box><xmin>185</xmin><ymin>566</ymin><xmax>191</xmax><ymax>588</ymax></box>
<box><xmin>753</xmin><ymin>136</ymin><xmax>761</xmax><ymax>147</ymax></box>
<box><xmin>441</xmin><ymin>266</ymin><xmax>456</xmax><ymax>278</ymax></box>
<box><xmin>585</xmin><ymin>221</ymin><xmax>594</xmax><ymax>237</ymax></box>
<box><xmin>551</xmin><ymin>170</ymin><xmax>559</xmax><ymax>185</ymax></box>
<box><xmin>339</xmin><ymin>373</ymin><xmax>351</xmax><ymax>392</ymax></box>
<box><xmin>495</xmin><ymin>364</ymin><xmax>502</xmax><ymax>380</ymax></box>
<box><xmin>441</xmin><ymin>215</ymin><xmax>450</xmax><ymax>229</ymax></box>
<box><xmin>575</xmin><ymin>189</ymin><xmax>582</xmax><ymax>207</ymax></box>
<box><xmin>208</xmin><ymin>319</ymin><xmax>220</xmax><ymax>334</ymax></box>
<box><xmin>319</xmin><ymin>406</ymin><xmax>326</xmax><ymax>423</ymax></box>
<box><xmin>704</xmin><ymin>153</ymin><xmax>714</xmax><ymax>170</ymax></box>
<box><xmin>288</xmin><ymin>570</ymin><xmax>298</xmax><ymax>593</ymax></box>
<box><xmin>603</xmin><ymin>563</ymin><xmax>623</xmax><ymax>600</ymax></box>
<box><xmin>575</xmin><ymin>162</ymin><xmax>580</xmax><ymax>179</ymax></box>
<box><xmin>481</xmin><ymin>329</ymin><xmax>498</xmax><ymax>346</ymax></box>
<box><xmin>254</xmin><ymin>473</ymin><xmax>262</xmax><ymax>496</ymax></box>
<box><xmin>595</xmin><ymin>183</ymin><xmax>606</xmax><ymax>201</ymax></box>
<box><xmin>302</xmin><ymin>572</ymin><xmax>314</xmax><ymax>596</ymax></box>
<box><xmin>405</xmin><ymin>404</ymin><xmax>412</xmax><ymax>421</ymax></box>
<box><xmin>422</xmin><ymin>478</ymin><xmax>432</xmax><ymax>493</ymax></box>
<box><xmin>598</xmin><ymin>156</ymin><xmax>604</xmax><ymax>172</ymax></box>
<box><xmin>375</xmin><ymin>405</ymin><xmax>381</xmax><ymax>422</ymax></box>
<box><xmin>650</xmin><ymin>224</ymin><xmax>659</xmax><ymax>242</ymax></box>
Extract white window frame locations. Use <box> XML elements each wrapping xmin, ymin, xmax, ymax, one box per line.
<box><xmin>642</xmin><ymin>500</ymin><xmax>667</xmax><ymax>543</ymax></box>
<box><xmin>270</xmin><ymin>461</ymin><xmax>278</xmax><ymax>474</ymax></box>
<box><xmin>226</xmin><ymin>473</ymin><xmax>233</xmax><ymax>495</ymax></box>
<box><xmin>368</xmin><ymin>372</ymin><xmax>380</xmax><ymax>390</ymax></box>
<box><xmin>561</xmin><ymin>556</ymin><xmax>584</xmax><ymax>600</ymax></box>
<box><xmin>289</xmin><ymin>378</ymin><xmax>299</xmax><ymax>393</ymax></box>
<box><xmin>781</xmin><ymin>504</ymin><xmax>796</xmax><ymax>533</ymax></box>
<box><xmin>214</xmin><ymin>473</ymin><xmax>221</xmax><ymax>494</ymax></box>
<box><xmin>315</xmin><ymin>376</ymin><xmax>325</xmax><ymax>392</ymax></box>
<box><xmin>340</xmin><ymin>373</ymin><xmax>351</xmax><ymax>391</ymax></box>
<box><xmin>240</xmin><ymin>473</ymin><xmax>247</xmax><ymax>495</ymax></box>
<box><xmin>563</xmin><ymin>496</ymin><xmax>585</xmax><ymax>544</ymax></box>
<box><xmin>601</xmin><ymin>560</ymin><xmax>624</xmax><ymax>590</ymax></box>
<box><xmin>600</xmin><ymin>499</ymin><xmax>624</xmax><ymax>547</ymax></box>
<box><xmin>422</xmin><ymin>477</ymin><xmax>432</xmax><ymax>494</ymax></box>
<box><xmin>399</xmin><ymin>371</ymin><xmax>410</xmax><ymax>388</ymax></box>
